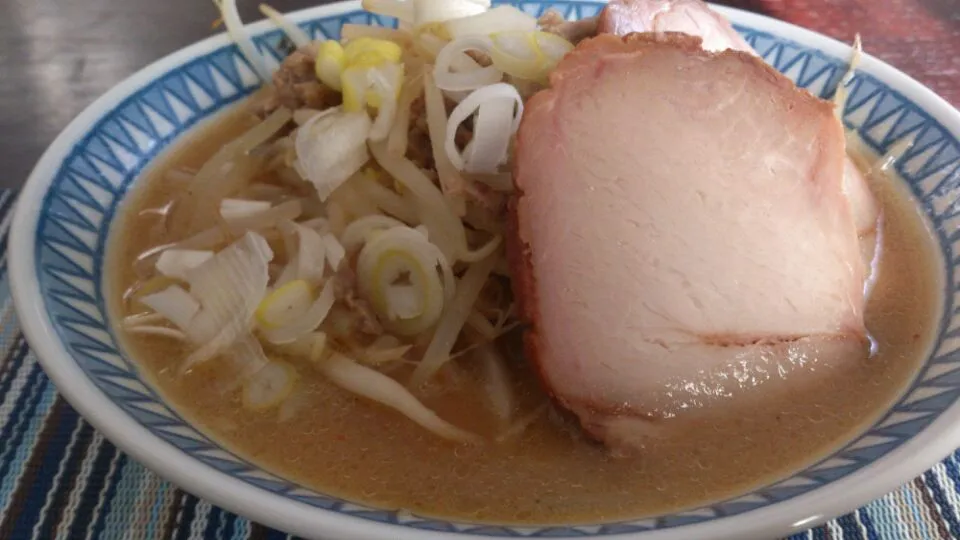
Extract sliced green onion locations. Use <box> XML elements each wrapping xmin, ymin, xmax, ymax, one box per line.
<box><xmin>256</xmin><ymin>279</ymin><xmax>314</xmax><ymax>329</ymax></box>
<box><xmin>356</xmin><ymin>226</ymin><xmax>453</xmax><ymax>335</ymax></box>
<box><xmin>444</xmin><ymin>5</ymin><xmax>537</xmax><ymax>39</ymax></box>
<box><xmin>341</xmin><ymin>215</ymin><xmax>406</xmax><ymax>251</ymax></box>
<box><xmin>260</xmin><ymin>280</ymin><xmax>336</xmax><ymax>344</ymax></box>
<box><xmin>181</xmin><ymin>232</ymin><xmax>274</xmax><ymax>372</ymax></box>
<box><xmin>242</xmin><ymin>360</ymin><xmax>299</xmax><ymax>410</ymax></box>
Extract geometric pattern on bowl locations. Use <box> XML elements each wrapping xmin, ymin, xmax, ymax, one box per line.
<box><xmin>31</xmin><ymin>0</ymin><xmax>960</xmax><ymax>535</ymax></box>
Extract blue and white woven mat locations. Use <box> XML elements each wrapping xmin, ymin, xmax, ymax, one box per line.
<box><xmin>1</xmin><ymin>195</ymin><xmax>959</xmax><ymax>540</ymax></box>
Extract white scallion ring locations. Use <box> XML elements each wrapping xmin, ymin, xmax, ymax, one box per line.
<box><xmin>433</xmin><ymin>36</ymin><xmax>502</xmax><ymax>92</ymax></box>
<box><xmin>445</xmin><ymin>83</ymin><xmax>523</xmax><ymax>173</ymax></box>
<box><xmin>356</xmin><ymin>226</ymin><xmax>454</xmax><ymax>335</ymax></box>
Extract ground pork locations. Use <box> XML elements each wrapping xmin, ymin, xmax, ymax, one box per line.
<box><xmin>253</xmin><ymin>43</ymin><xmax>342</xmax><ymax>116</ymax></box>
<box><xmin>538</xmin><ymin>10</ymin><xmax>599</xmax><ymax>44</ymax></box>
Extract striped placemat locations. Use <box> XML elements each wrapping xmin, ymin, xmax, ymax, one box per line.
<box><xmin>1</xmin><ymin>193</ymin><xmax>959</xmax><ymax>540</ymax></box>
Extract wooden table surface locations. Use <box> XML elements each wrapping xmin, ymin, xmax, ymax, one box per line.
<box><xmin>0</xmin><ymin>0</ymin><xmax>957</xmax><ymax>192</ymax></box>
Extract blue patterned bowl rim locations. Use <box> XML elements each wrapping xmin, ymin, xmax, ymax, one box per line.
<box><xmin>8</xmin><ymin>1</ymin><xmax>960</xmax><ymax>539</ymax></box>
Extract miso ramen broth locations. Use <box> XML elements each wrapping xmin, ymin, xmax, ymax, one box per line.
<box><xmin>107</xmin><ymin>102</ymin><xmax>942</xmax><ymax>524</ymax></box>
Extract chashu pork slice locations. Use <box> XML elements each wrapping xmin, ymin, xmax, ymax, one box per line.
<box><xmin>598</xmin><ymin>0</ymin><xmax>754</xmax><ymax>53</ymax></box>
<box><xmin>597</xmin><ymin>0</ymin><xmax>882</xmax><ymax>286</ymax></box>
<box><xmin>509</xmin><ymin>33</ymin><xmax>870</xmax><ymax>451</ymax></box>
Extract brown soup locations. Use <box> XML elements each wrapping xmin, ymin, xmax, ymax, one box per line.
<box><xmin>108</xmin><ymin>103</ymin><xmax>942</xmax><ymax>524</ymax></box>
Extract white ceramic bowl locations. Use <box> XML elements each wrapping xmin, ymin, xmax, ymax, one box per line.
<box><xmin>9</xmin><ymin>1</ymin><xmax>960</xmax><ymax>538</ymax></box>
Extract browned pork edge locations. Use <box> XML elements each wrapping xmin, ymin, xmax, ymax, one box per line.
<box><xmin>506</xmin><ymin>31</ymin><xmax>841</xmax><ymax>426</ymax></box>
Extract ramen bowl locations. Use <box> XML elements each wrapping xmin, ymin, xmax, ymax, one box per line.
<box><xmin>9</xmin><ymin>1</ymin><xmax>960</xmax><ymax>538</ymax></box>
